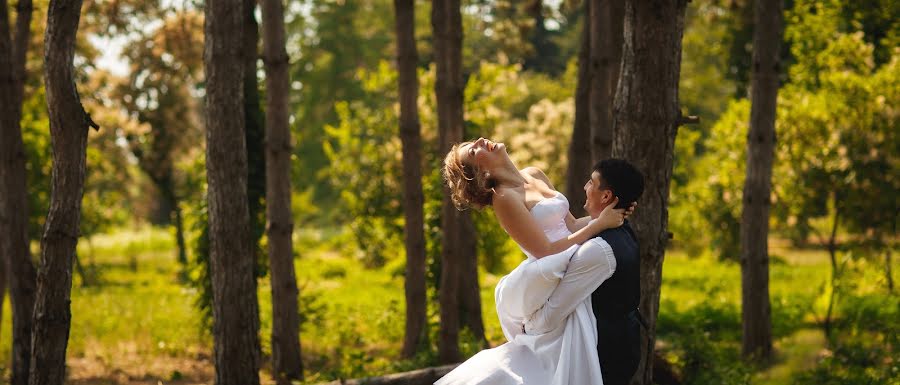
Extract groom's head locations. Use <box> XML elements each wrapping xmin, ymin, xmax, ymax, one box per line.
<box><xmin>583</xmin><ymin>159</ymin><xmax>644</xmax><ymax>218</ymax></box>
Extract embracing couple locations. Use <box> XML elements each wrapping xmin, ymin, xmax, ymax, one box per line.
<box><xmin>436</xmin><ymin>137</ymin><xmax>645</xmax><ymax>385</ymax></box>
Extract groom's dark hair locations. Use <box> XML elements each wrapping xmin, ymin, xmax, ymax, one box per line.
<box><xmin>594</xmin><ymin>159</ymin><xmax>644</xmax><ymax>209</ymax></box>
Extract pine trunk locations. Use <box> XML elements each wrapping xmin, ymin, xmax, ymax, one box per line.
<box><xmin>29</xmin><ymin>1</ymin><xmax>91</xmax><ymax>383</ymax></box>
<box><xmin>740</xmin><ymin>0</ymin><xmax>782</xmax><ymax>361</ymax></box>
<box><xmin>433</xmin><ymin>0</ymin><xmax>479</xmax><ymax>363</ymax></box>
<box><xmin>1</xmin><ymin>1</ymin><xmax>38</xmax><ymax>384</ymax></box>
<box><xmin>394</xmin><ymin>0</ymin><xmax>428</xmax><ymax>359</ymax></box>
<box><xmin>589</xmin><ymin>0</ymin><xmax>624</xmax><ymax>163</ymax></box>
<box><xmin>244</xmin><ymin>0</ymin><xmax>266</xmax><ymax>265</ymax></box>
<box><xmin>204</xmin><ymin>0</ymin><xmax>261</xmax><ymax>382</ymax></box>
<box><xmin>565</xmin><ymin>1</ymin><xmax>592</xmax><ymax>217</ymax></box>
<box><xmin>260</xmin><ymin>0</ymin><xmax>304</xmax><ymax>382</ymax></box>
<box><xmin>611</xmin><ymin>1</ymin><xmax>688</xmax><ymax>384</ymax></box>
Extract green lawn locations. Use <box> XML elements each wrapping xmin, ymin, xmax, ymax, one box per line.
<box><xmin>0</xmin><ymin>226</ymin><xmax>895</xmax><ymax>384</ymax></box>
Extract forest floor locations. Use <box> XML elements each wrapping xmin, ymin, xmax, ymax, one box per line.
<box><xmin>1</xmin><ymin>227</ymin><xmax>895</xmax><ymax>384</ymax></box>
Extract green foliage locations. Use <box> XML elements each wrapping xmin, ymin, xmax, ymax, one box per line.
<box><xmin>671</xmin><ymin>0</ymin><xmax>898</xmax><ymax>259</ymax></box>
<box><xmin>670</xmin><ymin>100</ymin><xmax>749</xmax><ymax>259</ymax></box>
<box><xmin>323</xmin><ymin>60</ymin><xmax>576</xmax><ymax>272</ymax></box>
<box><xmin>322</xmin><ymin>62</ymin><xmax>405</xmax><ymax>268</ymax></box>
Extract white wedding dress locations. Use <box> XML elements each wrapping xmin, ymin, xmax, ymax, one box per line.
<box><xmin>436</xmin><ymin>192</ymin><xmax>616</xmax><ymax>385</ymax></box>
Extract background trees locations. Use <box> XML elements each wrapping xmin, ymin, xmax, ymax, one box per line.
<box><xmin>0</xmin><ymin>0</ymin><xmax>894</xmax><ymax>384</ymax></box>
<box><xmin>0</xmin><ymin>1</ymin><xmax>37</xmax><ymax>384</ymax></box>
<box><xmin>30</xmin><ymin>0</ymin><xmax>93</xmax><ymax>383</ymax></box>
<box><xmin>261</xmin><ymin>0</ymin><xmax>304</xmax><ymax>382</ymax></box>
<box><xmin>203</xmin><ymin>0</ymin><xmax>261</xmax><ymax>382</ymax></box>
<box><xmin>740</xmin><ymin>0</ymin><xmax>782</xmax><ymax>361</ymax></box>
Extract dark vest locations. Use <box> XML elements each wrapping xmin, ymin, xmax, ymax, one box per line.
<box><xmin>591</xmin><ymin>221</ymin><xmax>641</xmax><ymax>385</ymax></box>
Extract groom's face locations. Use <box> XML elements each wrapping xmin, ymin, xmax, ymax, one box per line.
<box><xmin>584</xmin><ymin>170</ymin><xmax>614</xmax><ymax>218</ymax></box>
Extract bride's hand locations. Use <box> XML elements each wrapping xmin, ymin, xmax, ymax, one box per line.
<box><xmin>587</xmin><ymin>197</ymin><xmax>626</xmax><ymax>233</ymax></box>
<box><xmin>624</xmin><ymin>201</ymin><xmax>637</xmax><ymax>219</ymax></box>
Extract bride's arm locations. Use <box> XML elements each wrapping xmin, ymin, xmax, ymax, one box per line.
<box><xmin>566</xmin><ymin>202</ymin><xmax>636</xmax><ymax>233</ymax></box>
<box><xmin>493</xmin><ymin>191</ymin><xmax>624</xmax><ymax>259</ymax></box>
<box><xmin>565</xmin><ymin>214</ymin><xmax>593</xmax><ymax>233</ymax></box>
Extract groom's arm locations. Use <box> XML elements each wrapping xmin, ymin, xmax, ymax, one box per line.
<box><xmin>524</xmin><ymin>237</ymin><xmax>616</xmax><ymax>334</ymax></box>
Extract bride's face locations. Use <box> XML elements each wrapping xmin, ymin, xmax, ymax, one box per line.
<box><xmin>457</xmin><ymin>137</ymin><xmax>507</xmax><ymax>170</ymax></box>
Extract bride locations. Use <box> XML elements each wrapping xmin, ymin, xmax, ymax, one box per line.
<box><xmin>436</xmin><ymin>137</ymin><xmax>632</xmax><ymax>385</ymax></box>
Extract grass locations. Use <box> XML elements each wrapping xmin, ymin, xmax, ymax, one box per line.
<box><xmin>0</xmin><ymin>226</ymin><xmax>895</xmax><ymax>384</ymax></box>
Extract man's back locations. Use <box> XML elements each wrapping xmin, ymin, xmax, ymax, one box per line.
<box><xmin>592</xmin><ymin>222</ymin><xmax>641</xmax><ymax>385</ymax></box>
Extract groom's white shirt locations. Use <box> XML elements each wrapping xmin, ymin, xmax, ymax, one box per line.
<box><xmin>523</xmin><ymin>237</ymin><xmax>617</xmax><ymax>336</ymax></box>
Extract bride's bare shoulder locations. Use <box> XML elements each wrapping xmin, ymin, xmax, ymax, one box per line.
<box><xmin>521</xmin><ymin>167</ymin><xmax>554</xmax><ymax>188</ymax></box>
<box><xmin>492</xmin><ymin>186</ymin><xmax>524</xmax><ymax>205</ymax></box>
<box><xmin>521</xmin><ymin>166</ymin><xmax>546</xmax><ymax>178</ymax></box>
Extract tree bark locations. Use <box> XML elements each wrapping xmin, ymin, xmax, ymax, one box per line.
<box><xmin>394</xmin><ymin>0</ymin><xmax>428</xmax><ymax>359</ymax></box>
<box><xmin>244</xmin><ymin>0</ymin><xmax>266</xmax><ymax>272</ymax></box>
<box><xmin>11</xmin><ymin>0</ymin><xmax>31</xmax><ymax>120</ymax></box>
<box><xmin>204</xmin><ymin>0</ymin><xmax>261</xmax><ymax>383</ymax></box>
<box><xmin>29</xmin><ymin>0</ymin><xmax>92</xmax><ymax>384</ymax></box>
<box><xmin>433</xmin><ymin>0</ymin><xmax>481</xmax><ymax>363</ymax></box>
<box><xmin>1</xmin><ymin>1</ymin><xmax>38</xmax><ymax>384</ymax></box>
<box><xmin>565</xmin><ymin>1</ymin><xmax>592</xmax><ymax>218</ymax></box>
<box><xmin>589</xmin><ymin>0</ymin><xmax>624</xmax><ymax>164</ymax></box>
<box><xmin>610</xmin><ymin>1</ymin><xmax>688</xmax><ymax>384</ymax></box>
<box><xmin>0</xmin><ymin>1</ymin><xmax>9</xmax><ymax>356</ymax></box>
<box><xmin>740</xmin><ymin>0</ymin><xmax>782</xmax><ymax>362</ymax></box>
<box><xmin>260</xmin><ymin>0</ymin><xmax>304</xmax><ymax>382</ymax></box>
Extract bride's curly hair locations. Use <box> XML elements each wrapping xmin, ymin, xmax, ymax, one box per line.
<box><xmin>443</xmin><ymin>142</ymin><xmax>495</xmax><ymax>210</ymax></box>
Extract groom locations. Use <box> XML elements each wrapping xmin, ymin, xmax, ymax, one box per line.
<box><xmin>583</xmin><ymin>158</ymin><xmax>645</xmax><ymax>385</ymax></box>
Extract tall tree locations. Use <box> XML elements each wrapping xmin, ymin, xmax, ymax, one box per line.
<box><xmin>204</xmin><ymin>0</ymin><xmax>261</xmax><ymax>383</ymax></box>
<box><xmin>609</xmin><ymin>0</ymin><xmax>689</xmax><ymax>384</ymax></box>
<box><xmin>565</xmin><ymin>0</ymin><xmax>591</xmax><ymax>217</ymax></box>
<box><xmin>740</xmin><ymin>0</ymin><xmax>782</xmax><ymax>361</ymax></box>
<box><xmin>260</xmin><ymin>0</ymin><xmax>304</xmax><ymax>381</ymax></box>
<box><xmin>394</xmin><ymin>0</ymin><xmax>428</xmax><ymax>358</ymax></box>
<box><xmin>243</xmin><ymin>0</ymin><xmax>267</xmax><ymax>275</ymax></box>
<box><xmin>433</xmin><ymin>0</ymin><xmax>483</xmax><ymax>363</ymax></box>
<box><xmin>589</xmin><ymin>0</ymin><xmax>625</xmax><ymax>163</ymax></box>
<box><xmin>29</xmin><ymin>0</ymin><xmax>95</xmax><ymax>383</ymax></box>
<box><xmin>0</xmin><ymin>1</ymin><xmax>38</xmax><ymax>384</ymax></box>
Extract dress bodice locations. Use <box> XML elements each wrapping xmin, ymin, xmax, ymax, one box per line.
<box><xmin>523</xmin><ymin>191</ymin><xmax>573</xmax><ymax>259</ymax></box>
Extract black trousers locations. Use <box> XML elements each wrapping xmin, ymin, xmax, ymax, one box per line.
<box><xmin>597</xmin><ymin>311</ymin><xmax>642</xmax><ymax>385</ymax></box>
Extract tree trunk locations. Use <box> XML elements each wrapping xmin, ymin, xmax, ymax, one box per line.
<box><xmin>204</xmin><ymin>0</ymin><xmax>261</xmax><ymax>382</ymax></box>
<box><xmin>260</xmin><ymin>0</ymin><xmax>304</xmax><ymax>382</ymax></box>
<box><xmin>29</xmin><ymin>1</ymin><xmax>92</xmax><ymax>383</ymax></box>
<box><xmin>824</xmin><ymin>195</ymin><xmax>839</xmax><ymax>338</ymax></box>
<box><xmin>886</xmin><ymin>249</ymin><xmax>894</xmax><ymax>293</ymax></box>
<box><xmin>740</xmin><ymin>0</ymin><xmax>782</xmax><ymax>362</ymax></box>
<box><xmin>394</xmin><ymin>0</ymin><xmax>428</xmax><ymax>359</ymax></box>
<box><xmin>1</xmin><ymin>2</ymin><xmax>38</xmax><ymax>383</ymax></box>
<box><xmin>565</xmin><ymin>1</ymin><xmax>592</xmax><ymax>218</ymax></box>
<box><xmin>244</xmin><ymin>0</ymin><xmax>266</xmax><ymax>275</ymax></box>
<box><xmin>589</xmin><ymin>0</ymin><xmax>624</xmax><ymax>164</ymax></box>
<box><xmin>11</xmin><ymin>0</ymin><xmax>31</xmax><ymax>120</ymax></box>
<box><xmin>172</xmin><ymin>196</ymin><xmax>188</xmax><ymax>272</ymax></box>
<box><xmin>458</xmin><ymin>216</ymin><xmax>486</xmax><ymax>348</ymax></box>
<box><xmin>433</xmin><ymin>0</ymin><xmax>479</xmax><ymax>363</ymax></box>
<box><xmin>610</xmin><ymin>1</ymin><xmax>688</xmax><ymax>384</ymax></box>
<box><xmin>159</xmin><ymin>177</ymin><xmax>188</xmax><ymax>273</ymax></box>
